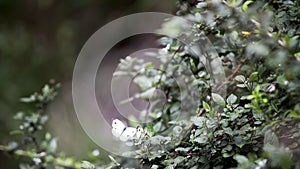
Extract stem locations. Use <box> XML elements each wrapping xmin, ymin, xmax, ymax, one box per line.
<box><xmin>144</xmin><ymin>45</ymin><xmax>183</xmax><ymax>122</ymax></box>
<box><xmin>31</xmin><ymin>136</ymin><xmax>41</xmax><ymax>152</ymax></box>
<box><xmin>215</xmin><ymin>57</ymin><xmax>247</xmax><ymax>93</ymax></box>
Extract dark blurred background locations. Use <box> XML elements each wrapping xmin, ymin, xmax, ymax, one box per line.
<box><xmin>0</xmin><ymin>0</ymin><xmax>175</xmax><ymax>168</ymax></box>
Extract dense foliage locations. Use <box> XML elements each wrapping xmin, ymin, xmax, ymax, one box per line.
<box><xmin>113</xmin><ymin>0</ymin><xmax>300</xmax><ymax>168</ymax></box>
<box><xmin>1</xmin><ymin>0</ymin><xmax>300</xmax><ymax>168</ymax></box>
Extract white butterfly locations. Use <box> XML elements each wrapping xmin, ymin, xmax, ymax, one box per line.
<box><xmin>111</xmin><ymin>119</ymin><xmax>143</xmax><ymax>142</ymax></box>
<box><xmin>136</xmin><ymin>126</ymin><xmax>143</xmax><ymax>139</ymax></box>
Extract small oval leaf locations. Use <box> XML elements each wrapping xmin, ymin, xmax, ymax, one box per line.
<box><xmin>212</xmin><ymin>93</ymin><xmax>226</xmax><ymax>106</ymax></box>
<box><xmin>227</xmin><ymin>94</ymin><xmax>238</xmax><ymax>104</ymax></box>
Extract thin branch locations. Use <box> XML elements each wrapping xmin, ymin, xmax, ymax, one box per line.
<box><xmin>215</xmin><ymin>57</ymin><xmax>247</xmax><ymax>93</ymax></box>
<box><xmin>144</xmin><ymin>45</ymin><xmax>183</xmax><ymax>121</ymax></box>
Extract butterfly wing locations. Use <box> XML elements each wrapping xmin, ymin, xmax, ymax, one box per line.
<box><xmin>135</xmin><ymin>126</ymin><xmax>144</xmax><ymax>139</ymax></box>
<box><xmin>111</xmin><ymin>119</ymin><xmax>126</xmax><ymax>137</ymax></box>
<box><xmin>120</xmin><ymin>127</ymin><xmax>137</xmax><ymax>142</ymax></box>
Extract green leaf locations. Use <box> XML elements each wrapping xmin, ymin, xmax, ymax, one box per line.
<box><xmin>196</xmin><ymin>2</ymin><xmax>208</xmax><ymax>8</ymax></box>
<box><xmin>223</xmin><ymin>145</ymin><xmax>232</xmax><ymax>151</ymax></box>
<box><xmin>235</xmin><ymin>75</ymin><xmax>246</xmax><ymax>82</ymax></box>
<box><xmin>20</xmin><ymin>95</ymin><xmax>36</xmax><ymax>103</ymax></box>
<box><xmin>147</xmin><ymin>123</ymin><xmax>155</xmax><ymax>137</ymax></box>
<box><xmin>227</xmin><ymin>94</ymin><xmax>238</xmax><ymax>104</ymax></box>
<box><xmin>234</xmin><ymin>136</ymin><xmax>245</xmax><ymax>148</ymax></box>
<box><xmin>151</xmin><ymin>165</ymin><xmax>159</xmax><ymax>169</ymax></box>
<box><xmin>241</xmin><ymin>1</ymin><xmax>253</xmax><ymax>11</ymax></box>
<box><xmin>212</xmin><ymin>93</ymin><xmax>226</xmax><ymax>106</ymax></box>
<box><xmin>237</xmin><ymin>84</ymin><xmax>247</xmax><ymax>88</ymax></box>
<box><xmin>40</xmin><ymin>115</ymin><xmax>48</xmax><ymax>124</ymax></box>
<box><xmin>108</xmin><ymin>155</ymin><xmax>120</xmax><ymax>166</ymax></box>
<box><xmin>295</xmin><ymin>52</ymin><xmax>300</xmax><ymax>58</ymax></box>
<box><xmin>138</xmin><ymin>87</ymin><xmax>156</xmax><ymax>99</ymax></box>
<box><xmin>194</xmin><ymin>135</ymin><xmax>208</xmax><ymax>144</ymax></box>
<box><xmin>276</xmin><ymin>75</ymin><xmax>288</xmax><ymax>87</ymax></box>
<box><xmin>173</xmin><ymin>126</ymin><xmax>183</xmax><ymax>136</ymax></box>
<box><xmin>42</xmin><ymin>84</ymin><xmax>50</xmax><ymax>95</ymax></box>
<box><xmin>249</xmin><ymin>72</ymin><xmax>258</xmax><ymax>82</ymax></box>
<box><xmin>13</xmin><ymin>112</ymin><xmax>24</xmax><ymax>120</ymax></box>
<box><xmin>175</xmin><ymin>147</ymin><xmax>191</xmax><ymax>153</ymax></box>
<box><xmin>222</xmin><ymin>151</ymin><xmax>234</xmax><ymax>158</ymax></box>
<box><xmin>294</xmin><ymin>103</ymin><xmax>300</xmax><ymax>113</ymax></box>
<box><xmin>48</xmin><ymin>138</ymin><xmax>58</xmax><ymax>153</ymax></box>
<box><xmin>153</xmin><ymin>121</ymin><xmax>162</xmax><ymax>133</ymax></box>
<box><xmin>6</xmin><ymin>142</ymin><xmax>18</xmax><ymax>151</ymax></box>
<box><xmin>230</xmin><ymin>112</ymin><xmax>239</xmax><ymax>121</ymax></box>
<box><xmin>193</xmin><ymin>117</ymin><xmax>206</xmax><ymax>127</ymax></box>
<box><xmin>45</xmin><ymin>133</ymin><xmax>52</xmax><ymax>140</ymax></box>
<box><xmin>234</xmin><ymin>154</ymin><xmax>248</xmax><ymax>164</ymax></box>
<box><xmin>19</xmin><ymin>164</ymin><xmax>33</xmax><ymax>169</ymax></box>
<box><xmin>231</xmin><ymin>31</ymin><xmax>239</xmax><ymax>41</ymax></box>
<box><xmin>202</xmin><ymin>101</ymin><xmax>210</xmax><ymax>111</ymax></box>
<box><xmin>174</xmin><ymin>156</ymin><xmax>185</xmax><ymax>165</ymax></box>
<box><xmin>80</xmin><ymin>161</ymin><xmax>95</xmax><ymax>169</ymax></box>
<box><xmin>288</xmin><ymin>110</ymin><xmax>300</xmax><ymax>118</ymax></box>
<box><xmin>254</xmin><ymin>121</ymin><xmax>262</xmax><ymax>125</ymax></box>
<box><xmin>9</xmin><ymin>130</ymin><xmax>23</xmax><ymax>135</ymax></box>
<box><xmin>144</xmin><ymin>62</ymin><xmax>154</xmax><ymax>69</ymax></box>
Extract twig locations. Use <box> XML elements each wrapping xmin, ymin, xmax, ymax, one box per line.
<box><xmin>144</xmin><ymin>45</ymin><xmax>183</xmax><ymax>121</ymax></box>
<box><xmin>31</xmin><ymin>136</ymin><xmax>41</xmax><ymax>152</ymax></box>
<box><xmin>183</xmin><ymin>56</ymin><xmax>247</xmax><ymax>137</ymax></box>
<box><xmin>215</xmin><ymin>57</ymin><xmax>247</xmax><ymax>93</ymax></box>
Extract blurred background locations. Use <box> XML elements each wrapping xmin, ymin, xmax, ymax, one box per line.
<box><xmin>0</xmin><ymin>0</ymin><xmax>176</xmax><ymax>168</ymax></box>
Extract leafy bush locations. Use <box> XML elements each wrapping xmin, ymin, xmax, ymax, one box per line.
<box><xmin>1</xmin><ymin>0</ymin><xmax>300</xmax><ymax>168</ymax></box>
